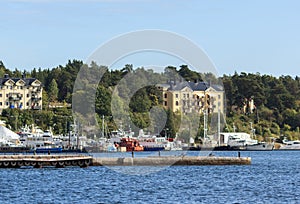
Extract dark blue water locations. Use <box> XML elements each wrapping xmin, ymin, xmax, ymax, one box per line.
<box><xmin>0</xmin><ymin>151</ymin><xmax>299</xmax><ymax>204</ymax></box>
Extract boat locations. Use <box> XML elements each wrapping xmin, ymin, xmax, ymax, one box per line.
<box><xmin>0</xmin><ymin>145</ymin><xmax>30</xmax><ymax>153</ymax></box>
<box><xmin>245</xmin><ymin>142</ymin><xmax>274</xmax><ymax>151</ymax></box>
<box><xmin>278</xmin><ymin>140</ymin><xmax>300</xmax><ymax>150</ymax></box>
<box><xmin>32</xmin><ymin>147</ymin><xmax>63</xmax><ymax>154</ymax></box>
<box><xmin>137</xmin><ymin>132</ymin><xmax>167</xmax><ymax>151</ymax></box>
<box><xmin>143</xmin><ymin>145</ymin><xmax>165</xmax><ymax>151</ymax></box>
<box><xmin>118</xmin><ymin>137</ymin><xmax>144</xmax><ymax>152</ymax></box>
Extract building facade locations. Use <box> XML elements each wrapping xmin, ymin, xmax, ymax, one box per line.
<box><xmin>158</xmin><ymin>81</ymin><xmax>224</xmax><ymax>115</ymax></box>
<box><xmin>0</xmin><ymin>74</ymin><xmax>43</xmax><ymax>111</ymax></box>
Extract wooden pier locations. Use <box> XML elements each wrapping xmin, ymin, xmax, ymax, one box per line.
<box><xmin>0</xmin><ymin>155</ymin><xmax>93</xmax><ymax>168</ymax></box>
<box><xmin>92</xmin><ymin>156</ymin><xmax>251</xmax><ymax>166</ymax></box>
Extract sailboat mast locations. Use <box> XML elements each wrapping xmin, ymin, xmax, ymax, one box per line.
<box><xmin>204</xmin><ymin>109</ymin><xmax>207</xmax><ymax>144</ymax></box>
<box><xmin>102</xmin><ymin>115</ymin><xmax>105</xmax><ymax>138</ymax></box>
<box><xmin>218</xmin><ymin>108</ymin><xmax>221</xmax><ymax>147</ymax></box>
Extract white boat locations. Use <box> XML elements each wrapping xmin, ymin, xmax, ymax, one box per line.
<box><xmin>279</xmin><ymin>140</ymin><xmax>300</xmax><ymax>150</ymax></box>
<box><xmin>245</xmin><ymin>142</ymin><xmax>274</xmax><ymax>151</ymax></box>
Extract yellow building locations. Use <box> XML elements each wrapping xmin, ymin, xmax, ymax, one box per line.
<box><xmin>0</xmin><ymin>74</ymin><xmax>43</xmax><ymax>111</ymax></box>
<box><xmin>158</xmin><ymin>81</ymin><xmax>224</xmax><ymax>115</ymax></box>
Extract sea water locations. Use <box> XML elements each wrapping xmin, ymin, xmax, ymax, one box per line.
<box><xmin>0</xmin><ymin>151</ymin><xmax>299</xmax><ymax>204</ymax></box>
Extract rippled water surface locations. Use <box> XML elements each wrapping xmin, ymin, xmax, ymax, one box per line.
<box><xmin>0</xmin><ymin>151</ymin><xmax>299</xmax><ymax>204</ymax></box>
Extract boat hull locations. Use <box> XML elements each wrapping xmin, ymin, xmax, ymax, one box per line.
<box><xmin>31</xmin><ymin>147</ymin><xmax>63</xmax><ymax>153</ymax></box>
<box><xmin>0</xmin><ymin>146</ymin><xmax>31</xmax><ymax>153</ymax></box>
<box><xmin>245</xmin><ymin>143</ymin><xmax>274</xmax><ymax>151</ymax></box>
<box><xmin>143</xmin><ymin>146</ymin><xmax>165</xmax><ymax>151</ymax></box>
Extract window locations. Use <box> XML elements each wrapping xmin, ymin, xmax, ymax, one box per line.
<box><xmin>164</xmin><ymin>101</ymin><xmax>167</xmax><ymax>106</ymax></box>
<box><xmin>183</xmin><ymin>94</ymin><xmax>186</xmax><ymax>98</ymax></box>
<box><xmin>27</xmin><ymin>94</ymin><xmax>29</xmax><ymax>98</ymax></box>
<box><xmin>187</xmin><ymin>94</ymin><xmax>189</xmax><ymax>98</ymax></box>
<box><xmin>164</xmin><ymin>93</ymin><xmax>167</xmax><ymax>98</ymax></box>
<box><xmin>26</xmin><ymin>102</ymin><xmax>29</xmax><ymax>106</ymax></box>
<box><xmin>218</xmin><ymin>95</ymin><xmax>221</xmax><ymax>99</ymax></box>
<box><xmin>6</xmin><ymin>94</ymin><xmax>8</xmax><ymax>97</ymax></box>
<box><xmin>0</xmin><ymin>94</ymin><xmax>2</xmax><ymax>97</ymax></box>
<box><xmin>0</xmin><ymin>102</ymin><xmax>2</xmax><ymax>106</ymax></box>
<box><xmin>176</xmin><ymin>101</ymin><xmax>179</xmax><ymax>106</ymax></box>
<box><xmin>6</xmin><ymin>102</ymin><xmax>9</xmax><ymax>106</ymax></box>
<box><xmin>175</xmin><ymin>94</ymin><xmax>178</xmax><ymax>98</ymax></box>
<box><xmin>20</xmin><ymin>86</ymin><xmax>23</xmax><ymax>90</ymax></box>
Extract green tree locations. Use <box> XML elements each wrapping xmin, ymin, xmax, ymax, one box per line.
<box><xmin>164</xmin><ymin>109</ymin><xmax>176</xmax><ymax>138</ymax></box>
<box><xmin>48</xmin><ymin>79</ymin><xmax>59</xmax><ymax>102</ymax></box>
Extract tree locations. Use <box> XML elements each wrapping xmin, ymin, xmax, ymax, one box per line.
<box><xmin>178</xmin><ymin>65</ymin><xmax>201</xmax><ymax>82</ymax></box>
<box><xmin>95</xmin><ymin>85</ymin><xmax>112</xmax><ymax>116</ymax></box>
<box><xmin>164</xmin><ymin>109</ymin><xmax>176</xmax><ymax>138</ymax></box>
<box><xmin>48</xmin><ymin>79</ymin><xmax>58</xmax><ymax>103</ymax></box>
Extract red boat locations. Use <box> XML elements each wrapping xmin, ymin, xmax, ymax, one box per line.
<box><xmin>119</xmin><ymin>138</ymin><xmax>144</xmax><ymax>152</ymax></box>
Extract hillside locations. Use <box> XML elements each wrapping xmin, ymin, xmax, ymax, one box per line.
<box><xmin>0</xmin><ymin>60</ymin><xmax>299</xmax><ymax>141</ymax></box>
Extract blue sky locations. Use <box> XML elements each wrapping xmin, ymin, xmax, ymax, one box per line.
<box><xmin>1</xmin><ymin>0</ymin><xmax>300</xmax><ymax>76</ymax></box>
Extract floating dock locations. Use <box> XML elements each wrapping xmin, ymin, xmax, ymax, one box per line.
<box><xmin>92</xmin><ymin>156</ymin><xmax>251</xmax><ymax>166</ymax></box>
<box><xmin>0</xmin><ymin>155</ymin><xmax>92</xmax><ymax>168</ymax></box>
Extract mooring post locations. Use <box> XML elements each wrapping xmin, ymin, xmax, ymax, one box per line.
<box><xmin>158</xmin><ymin>151</ymin><xmax>161</xmax><ymax>157</ymax></box>
<box><xmin>131</xmin><ymin>151</ymin><xmax>134</xmax><ymax>158</ymax></box>
<box><xmin>238</xmin><ymin>151</ymin><xmax>240</xmax><ymax>158</ymax></box>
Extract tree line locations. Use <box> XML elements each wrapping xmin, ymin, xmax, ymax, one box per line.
<box><xmin>0</xmin><ymin>60</ymin><xmax>299</xmax><ymax>141</ymax></box>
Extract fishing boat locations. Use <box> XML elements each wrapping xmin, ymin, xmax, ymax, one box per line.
<box><xmin>245</xmin><ymin>142</ymin><xmax>274</xmax><ymax>151</ymax></box>
<box><xmin>118</xmin><ymin>137</ymin><xmax>144</xmax><ymax>152</ymax></box>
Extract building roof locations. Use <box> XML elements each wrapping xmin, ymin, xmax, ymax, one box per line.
<box><xmin>0</xmin><ymin>77</ymin><xmax>41</xmax><ymax>86</ymax></box>
<box><xmin>164</xmin><ymin>81</ymin><xmax>218</xmax><ymax>92</ymax></box>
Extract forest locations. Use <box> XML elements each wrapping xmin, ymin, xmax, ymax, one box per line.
<box><xmin>0</xmin><ymin>60</ymin><xmax>299</xmax><ymax>142</ymax></box>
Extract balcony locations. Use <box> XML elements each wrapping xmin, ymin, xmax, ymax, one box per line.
<box><xmin>31</xmin><ymin>88</ymin><xmax>42</xmax><ymax>93</ymax></box>
<box><xmin>32</xmin><ymin>105</ymin><xmax>42</xmax><ymax>110</ymax></box>
<box><xmin>31</xmin><ymin>94</ymin><xmax>42</xmax><ymax>101</ymax></box>
<box><xmin>8</xmin><ymin>94</ymin><xmax>22</xmax><ymax>101</ymax></box>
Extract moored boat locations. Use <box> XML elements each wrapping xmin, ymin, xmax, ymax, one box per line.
<box><xmin>278</xmin><ymin>140</ymin><xmax>300</xmax><ymax>150</ymax></box>
<box><xmin>245</xmin><ymin>142</ymin><xmax>274</xmax><ymax>151</ymax></box>
<box><xmin>118</xmin><ymin>137</ymin><xmax>144</xmax><ymax>152</ymax></box>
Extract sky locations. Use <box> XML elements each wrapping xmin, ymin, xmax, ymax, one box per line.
<box><xmin>1</xmin><ymin>0</ymin><xmax>300</xmax><ymax>77</ymax></box>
